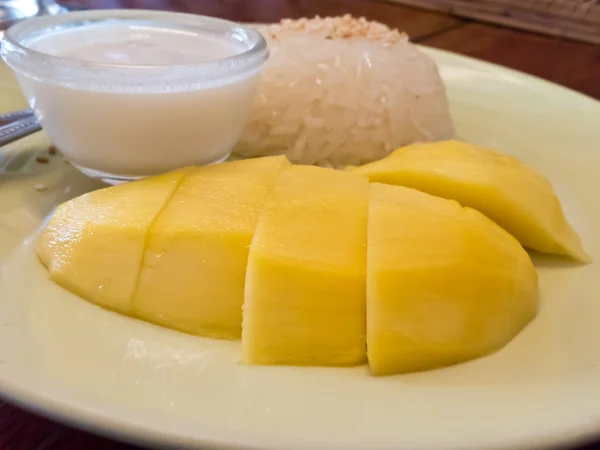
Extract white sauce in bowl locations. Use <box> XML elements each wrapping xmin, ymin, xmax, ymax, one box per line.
<box><xmin>1</xmin><ymin>11</ymin><xmax>268</xmax><ymax>182</ymax></box>
<box><xmin>29</xmin><ymin>22</ymin><xmax>241</xmax><ymax>65</ymax></box>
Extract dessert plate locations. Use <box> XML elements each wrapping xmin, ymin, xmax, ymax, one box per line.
<box><xmin>1</xmin><ymin>47</ymin><xmax>600</xmax><ymax>450</ymax></box>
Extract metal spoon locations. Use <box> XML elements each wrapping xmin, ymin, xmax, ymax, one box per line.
<box><xmin>0</xmin><ymin>109</ymin><xmax>41</xmax><ymax>147</ymax></box>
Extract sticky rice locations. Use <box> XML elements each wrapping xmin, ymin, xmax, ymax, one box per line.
<box><xmin>234</xmin><ymin>15</ymin><xmax>455</xmax><ymax>168</ymax></box>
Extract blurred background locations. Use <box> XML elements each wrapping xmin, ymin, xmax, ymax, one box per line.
<box><xmin>3</xmin><ymin>0</ymin><xmax>600</xmax><ymax>44</ymax></box>
<box><xmin>390</xmin><ymin>0</ymin><xmax>600</xmax><ymax>45</ymax></box>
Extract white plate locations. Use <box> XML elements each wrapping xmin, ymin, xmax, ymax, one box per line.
<box><xmin>1</xmin><ymin>47</ymin><xmax>600</xmax><ymax>450</ymax></box>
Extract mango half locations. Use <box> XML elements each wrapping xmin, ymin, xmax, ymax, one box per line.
<box><xmin>367</xmin><ymin>183</ymin><xmax>539</xmax><ymax>375</ymax></box>
<box><xmin>351</xmin><ymin>140</ymin><xmax>590</xmax><ymax>262</ymax></box>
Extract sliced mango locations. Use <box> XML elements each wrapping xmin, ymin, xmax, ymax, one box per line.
<box><xmin>132</xmin><ymin>156</ymin><xmax>289</xmax><ymax>339</ymax></box>
<box><xmin>351</xmin><ymin>140</ymin><xmax>590</xmax><ymax>262</ymax></box>
<box><xmin>242</xmin><ymin>165</ymin><xmax>369</xmax><ymax>366</ymax></box>
<box><xmin>367</xmin><ymin>183</ymin><xmax>539</xmax><ymax>375</ymax></box>
<box><xmin>37</xmin><ymin>168</ymin><xmax>190</xmax><ymax>314</ymax></box>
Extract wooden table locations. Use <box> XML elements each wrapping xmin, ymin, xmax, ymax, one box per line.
<box><xmin>2</xmin><ymin>1</ymin><xmax>600</xmax><ymax>449</ymax></box>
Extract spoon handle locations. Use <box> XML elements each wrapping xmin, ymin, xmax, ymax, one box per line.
<box><xmin>0</xmin><ymin>115</ymin><xmax>42</xmax><ymax>147</ymax></box>
<box><xmin>0</xmin><ymin>109</ymin><xmax>35</xmax><ymax>125</ymax></box>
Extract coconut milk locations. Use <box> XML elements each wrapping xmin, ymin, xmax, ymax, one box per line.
<box><xmin>16</xmin><ymin>21</ymin><xmax>262</xmax><ymax>180</ymax></box>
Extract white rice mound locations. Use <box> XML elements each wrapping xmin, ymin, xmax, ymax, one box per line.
<box><xmin>234</xmin><ymin>15</ymin><xmax>455</xmax><ymax>168</ymax></box>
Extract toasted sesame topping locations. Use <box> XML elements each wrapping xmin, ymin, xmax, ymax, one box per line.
<box><xmin>36</xmin><ymin>156</ymin><xmax>49</xmax><ymax>164</ymax></box>
<box><xmin>265</xmin><ymin>15</ymin><xmax>406</xmax><ymax>45</ymax></box>
<box><xmin>34</xmin><ymin>183</ymin><xmax>47</xmax><ymax>191</ymax></box>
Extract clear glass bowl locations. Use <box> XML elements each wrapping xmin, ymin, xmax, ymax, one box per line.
<box><xmin>0</xmin><ymin>9</ymin><xmax>269</xmax><ymax>183</ymax></box>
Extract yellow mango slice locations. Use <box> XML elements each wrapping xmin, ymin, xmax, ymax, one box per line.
<box><xmin>37</xmin><ymin>168</ymin><xmax>190</xmax><ymax>314</ymax></box>
<box><xmin>242</xmin><ymin>165</ymin><xmax>369</xmax><ymax>366</ymax></box>
<box><xmin>351</xmin><ymin>140</ymin><xmax>590</xmax><ymax>262</ymax></box>
<box><xmin>367</xmin><ymin>183</ymin><xmax>539</xmax><ymax>375</ymax></box>
<box><xmin>133</xmin><ymin>156</ymin><xmax>289</xmax><ymax>340</ymax></box>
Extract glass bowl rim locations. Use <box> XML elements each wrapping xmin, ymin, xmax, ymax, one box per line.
<box><xmin>0</xmin><ymin>9</ymin><xmax>269</xmax><ymax>90</ymax></box>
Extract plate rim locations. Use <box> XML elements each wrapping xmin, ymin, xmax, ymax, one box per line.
<box><xmin>2</xmin><ymin>358</ymin><xmax>599</xmax><ymax>450</ymax></box>
<box><xmin>417</xmin><ymin>45</ymin><xmax>600</xmax><ymax>106</ymax></box>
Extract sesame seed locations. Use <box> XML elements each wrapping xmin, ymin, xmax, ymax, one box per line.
<box><xmin>263</xmin><ymin>15</ymin><xmax>405</xmax><ymax>45</ymax></box>
<box><xmin>36</xmin><ymin>156</ymin><xmax>49</xmax><ymax>164</ymax></box>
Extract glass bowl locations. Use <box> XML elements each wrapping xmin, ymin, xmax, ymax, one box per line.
<box><xmin>0</xmin><ymin>9</ymin><xmax>269</xmax><ymax>183</ymax></box>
